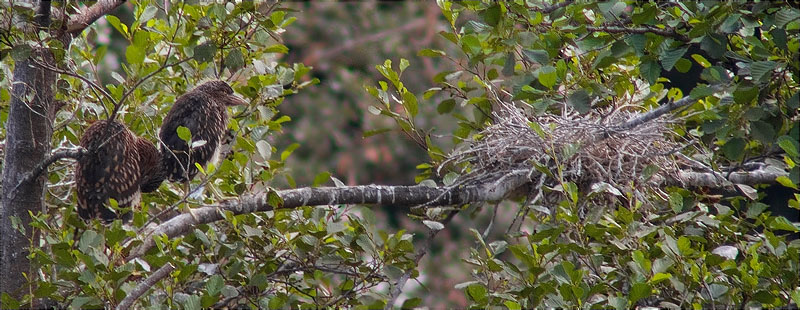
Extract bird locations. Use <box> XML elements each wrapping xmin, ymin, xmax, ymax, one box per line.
<box><xmin>159</xmin><ymin>80</ymin><xmax>247</xmax><ymax>183</ymax></box>
<box><xmin>75</xmin><ymin>119</ymin><xmax>163</xmax><ymax>223</ymax></box>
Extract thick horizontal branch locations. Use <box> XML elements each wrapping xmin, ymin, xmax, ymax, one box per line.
<box><xmin>66</xmin><ymin>0</ymin><xmax>127</xmax><ymax>35</ymax></box>
<box><xmin>127</xmin><ymin>170</ymin><xmax>532</xmax><ymax>259</ymax></box>
<box><xmin>127</xmin><ymin>166</ymin><xmax>788</xmax><ymax>259</ymax></box>
<box><xmin>678</xmin><ymin>167</ymin><xmax>789</xmax><ymax>188</ymax></box>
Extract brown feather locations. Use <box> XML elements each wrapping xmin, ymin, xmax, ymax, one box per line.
<box><xmin>75</xmin><ymin>120</ymin><xmax>162</xmax><ymax>223</ymax></box>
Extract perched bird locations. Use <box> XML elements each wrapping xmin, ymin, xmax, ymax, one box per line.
<box><xmin>75</xmin><ymin>120</ymin><xmax>163</xmax><ymax>223</ymax></box>
<box><xmin>159</xmin><ymin>80</ymin><xmax>247</xmax><ymax>183</ymax></box>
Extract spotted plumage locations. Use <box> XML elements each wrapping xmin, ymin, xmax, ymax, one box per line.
<box><xmin>159</xmin><ymin>80</ymin><xmax>247</xmax><ymax>183</ymax></box>
<box><xmin>75</xmin><ymin>120</ymin><xmax>163</xmax><ymax>223</ymax></box>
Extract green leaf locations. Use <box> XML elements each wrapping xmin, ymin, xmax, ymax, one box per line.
<box><xmin>774</xmin><ymin>7</ymin><xmax>800</xmax><ymax>28</ymax></box>
<box><xmin>418</xmin><ymin>49</ymin><xmax>446</xmax><ymax>57</ymax></box>
<box><xmin>402</xmin><ymin>298</ymin><xmax>423</xmax><ymax>309</ymax></box>
<box><xmin>689</xmin><ymin>85</ymin><xmax>713</xmax><ymax>99</ymax></box>
<box><xmin>422</xmin><ymin>220</ymin><xmax>444</xmax><ymax>231</ymax></box>
<box><xmin>312</xmin><ymin>171</ymin><xmax>331</xmax><ymax>187</ymax></box>
<box><xmin>504</xmin><ymin>301</ymin><xmax>522</xmax><ymax>310</ymax></box>
<box><xmin>399</xmin><ymin>58</ymin><xmax>410</xmax><ymax>73</ymax></box>
<box><xmin>536</xmin><ymin>65</ymin><xmax>557</xmax><ymax>89</ymax></box>
<box><xmin>224</xmin><ymin>48</ymin><xmax>245</xmax><ymax>71</ymax></box>
<box><xmin>769</xmin><ymin>216</ymin><xmax>799</xmax><ymax>232</ymax></box>
<box><xmin>194</xmin><ymin>42</ymin><xmax>217</xmax><ymax>63</ymax></box>
<box><xmin>10</xmin><ymin>44</ymin><xmax>32</xmax><ymax>61</ymax></box>
<box><xmin>650</xmin><ymin>272</ymin><xmax>672</xmax><ymax>284</ymax></box>
<box><xmin>522</xmin><ymin>49</ymin><xmax>549</xmax><ymax>64</ymax></box>
<box><xmin>437</xmin><ymin>99</ymin><xmax>456</xmax><ymax>114</ymax></box>
<box><xmin>674</xmin><ymin>58</ymin><xmax>692</xmax><ymax>73</ymax></box>
<box><xmin>105</xmin><ymin>15</ymin><xmax>128</xmax><ymax>37</ymax></box>
<box><xmin>628</xmin><ymin>282</ymin><xmax>652</xmax><ymax>304</ymax></box>
<box><xmin>567</xmin><ymin>89</ymin><xmax>590</xmax><ymax>114</ymax></box>
<box><xmin>255</xmin><ymin>140</ymin><xmax>272</xmax><ymax>161</ymax></box>
<box><xmin>640</xmin><ymin>59</ymin><xmax>661</xmax><ymax>85</ymax></box>
<box><xmin>140</xmin><ymin>6</ymin><xmax>158</xmax><ymax>23</ymax></box>
<box><xmin>750</xmin><ymin>121</ymin><xmax>775</xmax><ymax>143</ymax></box>
<box><xmin>792</xmin><ymin>288</ymin><xmax>800</xmax><ymax>306</ymax></box>
<box><xmin>402</xmin><ymin>91</ymin><xmax>418</xmax><ymax>118</ymax></box>
<box><xmin>177</xmin><ymin>126</ymin><xmax>191</xmax><ymax>142</ymax></box>
<box><xmin>268</xmin><ymin>295</ymin><xmax>286</xmax><ymax>309</ymax></box>
<box><xmin>466</xmin><ymin>283</ymin><xmax>488</xmax><ymax>304</ymax></box>
<box><xmin>264</xmin><ymin>44</ymin><xmax>289</xmax><ymax>54</ymax></box>
<box><xmin>776</xmin><ymin>176</ymin><xmax>799</xmax><ymax>190</ymax></box>
<box><xmin>207</xmin><ymin>275</ymin><xmax>223</xmax><ymax>296</ymax></box>
<box><xmin>281</xmin><ymin>143</ymin><xmax>300</xmax><ymax>161</ymax></box>
<box><xmin>482</xmin><ymin>3</ymin><xmax>502</xmax><ymax>26</ymax></box>
<box><xmin>722</xmin><ymin>138</ymin><xmax>746</xmax><ymax>161</ymax></box>
<box><xmin>661</xmin><ymin>47</ymin><xmax>688</xmax><ymax>71</ymax></box>
<box><xmin>777</xmin><ymin>135</ymin><xmax>800</xmax><ymax>158</ymax></box>
<box><xmin>691</xmin><ymin>54</ymin><xmax>711</xmax><ymax>68</ymax></box>
<box><xmin>669</xmin><ymin>192</ymin><xmax>683</xmax><ymax>213</ymax></box>
<box><xmin>750</xmin><ymin>61</ymin><xmax>778</xmax><ymax>83</ymax></box>
<box><xmin>363</xmin><ymin>128</ymin><xmax>392</xmax><ymax>137</ymax></box>
<box><xmin>733</xmin><ymin>86</ymin><xmax>758</xmax><ymax>105</ymax></box>
<box><xmin>125</xmin><ymin>42</ymin><xmax>145</xmax><ymax>64</ymax></box>
<box><xmin>747</xmin><ymin>202</ymin><xmax>769</xmax><ymax>219</ymax></box>
<box><xmin>631</xmin><ymin>4</ymin><xmax>657</xmax><ymax>25</ymax></box>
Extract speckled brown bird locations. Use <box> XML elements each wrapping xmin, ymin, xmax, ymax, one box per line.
<box><xmin>75</xmin><ymin>120</ymin><xmax>163</xmax><ymax>223</ymax></box>
<box><xmin>159</xmin><ymin>80</ymin><xmax>247</xmax><ymax>183</ymax></box>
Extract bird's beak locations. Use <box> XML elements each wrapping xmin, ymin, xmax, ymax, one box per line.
<box><xmin>227</xmin><ymin>94</ymin><xmax>248</xmax><ymax>106</ymax></box>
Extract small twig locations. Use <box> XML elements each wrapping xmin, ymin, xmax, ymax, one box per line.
<box><xmin>616</xmin><ymin>86</ymin><xmax>725</xmax><ymax>132</ymax></box>
<box><xmin>30</xmin><ymin>58</ymin><xmax>116</xmax><ymax>106</ymax></box>
<box><xmin>586</xmin><ymin>25</ymin><xmax>689</xmax><ymax>42</ymax></box>
<box><xmin>482</xmin><ymin>202</ymin><xmax>499</xmax><ymax>240</ymax></box>
<box><xmin>116</xmin><ymin>263</ymin><xmax>175</xmax><ymax>310</ymax></box>
<box><xmin>538</xmin><ymin>0</ymin><xmax>573</xmax><ymax>14</ymax></box>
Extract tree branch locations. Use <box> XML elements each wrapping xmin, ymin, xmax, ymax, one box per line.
<box><xmin>14</xmin><ymin>146</ymin><xmax>86</xmax><ymax>189</ymax></box>
<box><xmin>126</xmin><ymin>163</ymin><xmax>787</xmax><ymax>260</ymax></box>
<box><xmin>539</xmin><ymin>0</ymin><xmax>573</xmax><ymax>14</ymax></box>
<box><xmin>586</xmin><ymin>25</ymin><xmax>689</xmax><ymax>42</ymax></box>
<box><xmin>115</xmin><ymin>263</ymin><xmax>175</xmax><ymax>310</ymax></box>
<box><xmin>677</xmin><ymin>167</ymin><xmax>789</xmax><ymax>188</ymax></box>
<box><xmin>66</xmin><ymin>0</ymin><xmax>127</xmax><ymax>35</ymax></box>
<box><xmin>128</xmin><ymin>169</ymin><xmax>533</xmax><ymax>259</ymax></box>
<box><xmin>36</xmin><ymin>0</ymin><xmax>52</xmax><ymax>28</ymax></box>
<box><xmin>616</xmin><ymin>85</ymin><xmax>725</xmax><ymax>132</ymax></box>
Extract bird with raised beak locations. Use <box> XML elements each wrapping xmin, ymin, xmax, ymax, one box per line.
<box><xmin>159</xmin><ymin>80</ymin><xmax>247</xmax><ymax>216</ymax></box>
<box><xmin>75</xmin><ymin>119</ymin><xmax>163</xmax><ymax>223</ymax></box>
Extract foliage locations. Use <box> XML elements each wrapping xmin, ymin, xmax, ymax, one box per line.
<box><xmin>364</xmin><ymin>0</ymin><xmax>799</xmax><ymax>308</ymax></box>
<box><xmin>1</xmin><ymin>1</ymin><xmax>416</xmax><ymax>308</ymax></box>
<box><xmin>1</xmin><ymin>0</ymin><xmax>799</xmax><ymax>309</ymax></box>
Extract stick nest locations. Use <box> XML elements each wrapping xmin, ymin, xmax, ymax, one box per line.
<box><xmin>443</xmin><ymin>100</ymin><xmax>683</xmax><ymax>210</ymax></box>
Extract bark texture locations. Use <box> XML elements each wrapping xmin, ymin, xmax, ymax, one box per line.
<box><xmin>0</xmin><ymin>50</ymin><xmax>56</xmax><ymax>299</ymax></box>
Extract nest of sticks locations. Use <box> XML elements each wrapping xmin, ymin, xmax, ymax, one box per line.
<box><xmin>442</xmin><ymin>99</ymin><xmax>684</xmax><ymax>213</ymax></box>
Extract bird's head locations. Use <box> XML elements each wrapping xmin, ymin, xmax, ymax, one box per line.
<box><xmin>195</xmin><ymin>80</ymin><xmax>248</xmax><ymax>106</ymax></box>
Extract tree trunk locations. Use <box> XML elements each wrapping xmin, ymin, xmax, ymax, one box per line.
<box><xmin>1</xmin><ymin>49</ymin><xmax>56</xmax><ymax>300</ymax></box>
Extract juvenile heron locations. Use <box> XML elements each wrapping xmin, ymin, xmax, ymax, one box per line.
<box><xmin>75</xmin><ymin>120</ymin><xmax>163</xmax><ymax>223</ymax></box>
<box><xmin>159</xmin><ymin>80</ymin><xmax>247</xmax><ymax>205</ymax></box>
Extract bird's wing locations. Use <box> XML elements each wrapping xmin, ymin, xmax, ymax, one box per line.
<box><xmin>76</xmin><ymin>121</ymin><xmax>140</xmax><ymax>222</ymax></box>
